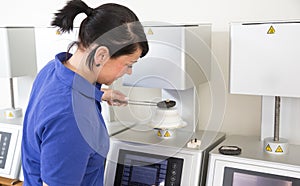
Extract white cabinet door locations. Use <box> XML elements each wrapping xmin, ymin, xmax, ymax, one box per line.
<box><xmin>230</xmin><ymin>22</ymin><xmax>300</xmax><ymax>97</ymax></box>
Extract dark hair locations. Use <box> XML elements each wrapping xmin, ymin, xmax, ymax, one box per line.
<box><xmin>51</xmin><ymin>0</ymin><xmax>148</xmax><ymax>70</ymax></box>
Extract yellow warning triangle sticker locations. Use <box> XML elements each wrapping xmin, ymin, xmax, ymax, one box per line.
<box><xmin>157</xmin><ymin>130</ymin><xmax>162</xmax><ymax>137</ymax></box>
<box><xmin>8</xmin><ymin>112</ymin><xmax>14</xmax><ymax>118</ymax></box>
<box><xmin>275</xmin><ymin>145</ymin><xmax>283</xmax><ymax>153</ymax></box>
<box><xmin>164</xmin><ymin>131</ymin><xmax>171</xmax><ymax>137</ymax></box>
<box><xmin>266</xmin><ymin>144</ymin><xmax>272</xmax><ymax>152</ymax></box>
<box><xmin>147</xmin><ymin>28</ymin><xmax>154</xmax><ymax>35</ymax></box>
<box><xmin>267</xmin><ymin>26</ymin><xmax>275</xmax><ymax>34</ymax></box>
<box><xmin>56</xmin><ymin>29</ymin><xmax>61</xmax><ymax>35</ymax></box>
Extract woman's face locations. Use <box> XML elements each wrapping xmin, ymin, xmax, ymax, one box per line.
<box><xmin>97</xmin><ymin>48</ymin><xmax>142</xmax><ymax>85</ymax></box>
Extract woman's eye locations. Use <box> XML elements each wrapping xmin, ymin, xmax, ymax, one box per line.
<box><xmin>127</xmin><ymin>65</ymin><xmax>133</xmax><ymax>68</ymax></box>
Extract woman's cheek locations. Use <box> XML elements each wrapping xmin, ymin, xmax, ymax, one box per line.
<box><xmin>116</xmin><ymin>67</ymin><xmax>128</xmax><ymax>78</ymax></box>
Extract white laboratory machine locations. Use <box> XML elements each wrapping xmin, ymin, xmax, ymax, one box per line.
<box><xmin>0</xmin><ymin>27</ymin><xmax>37</xmax><ymax>119</ymax></box>
<box><xmin>104</xmin><ymin>24</ymin><xmax>226</xmax><ymax>186</ymax></box>
<box><xmin>230</xmin><ymin>21</ymin><xmax>300</xmax><ymax>154</ymax></box>
<box><xmin>206</xmin><ymin>21</ymin><xmax>300</xmax><ymax>186</ymax></box>
<box><xmin>106</xmin><ymin>130</ymin><xmax>225</xmax><ymax>186</ymax></box>
<box><xmin>206</xmin><ymin>135</ymin><xmax>300</xmax><ymax>186</ymax></box>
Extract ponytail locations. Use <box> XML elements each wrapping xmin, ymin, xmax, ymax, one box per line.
<box><xmin>51</xmin><ymin>1</ymin><xmax>149</xmax><ymax>70</ymax></box>
<box><xmin>51</xmin><ymin>0</ymin><xmax>93</xmax><ymax>33</ymax></box>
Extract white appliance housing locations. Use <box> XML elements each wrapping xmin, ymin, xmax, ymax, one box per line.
<box><xmin>0</xmin><ymin>27</ymin><xmax>37</xmax><ymax>78</ymax></box>
<box><xmin>123</xmin><ymin>24</ymin><xmax>211</xmax><ymax>90</ymax></box>
<box><xmin>206</xmin><ymin>135</ymin><xmax>300</xmax><ymax>186</ymax></box>
<box><xmin>230</xmin><ymin>21</ymin><xmax>300</xmax><ymax>97</ymax></box>
<box><xmin>105</xmin><ymin>129</ymin><xmax>225</xmax><ymax>186</ymax></box>
<box><xmin>0</xmin><ymin>27</ymin><xmax>37</xmax><ymax>119</ymax></box>
<box><xmin>122</xmin><ymin>24</ymin><xmax>211</xmax><ymax>132</ymax></box>
<box><xmin>104</xmin><ymin>24</ymin><xmax>225</xmax><ymax>186</ymax></box>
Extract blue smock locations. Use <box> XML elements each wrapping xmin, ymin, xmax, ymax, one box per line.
<box><xmin>21</xmin><ymin>52</ymin><xmax>109</xmax><ymax>186</ymax></box>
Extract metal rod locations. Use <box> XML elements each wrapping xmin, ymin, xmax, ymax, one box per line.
<box><xmin>113</xmin><ymin>99</ymin><xmax>176</xmax><ymax>108</ymax></box>
<box><xmin>113</xmin><ymin>99</ymin><xmax>157</xmax><ymax>106</ymax></box>
<box><xmin>127</xmin><ymin>102</ymin><xmax>156</xmax><ymax>107</ymax></box>
<box><xmin>9</xmin><ymin>78</ymin><xmax>15</xmax><ymax>109</ymax></box>
<box><xmin>274</xmin><ymin>96</ymin><xmax>280</xmax><ymax>141</ymax></box>
<box><xmin>127</xmin><ymin>100</ymin><xmax>157</xmax><ymax>106</ymax></box>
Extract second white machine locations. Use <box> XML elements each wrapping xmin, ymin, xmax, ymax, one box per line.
<box><xmin>104</xmin><ymin>24</ymin><xmax>225</xmax><ymax>186</ymax></box>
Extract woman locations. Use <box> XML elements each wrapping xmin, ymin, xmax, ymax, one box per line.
<box><xmin>21</xmin><ymin>0</ymin><xmax>148</xmax><ymax>185</ymax></box>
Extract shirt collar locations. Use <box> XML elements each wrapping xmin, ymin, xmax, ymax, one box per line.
<box><xmin>55</xmin><ymin>52</ymin><xmax>103</xmax><ymax>102</ymax></box>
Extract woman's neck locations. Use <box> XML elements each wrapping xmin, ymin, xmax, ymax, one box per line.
<box><xmin>64</xmin><ymin>50</ymin><xmax>96</xmax><ymax>84</ymax></box>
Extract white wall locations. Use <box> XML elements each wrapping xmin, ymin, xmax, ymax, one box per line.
<box><xmin>0</xmin><ymin>0</ymin><xmax>299</xmax><ymax>137</ymax></box>
<box><xmin>1</xmin><ymin>0</ymin><xmax>299</xmax><ymax>30</ymax></box>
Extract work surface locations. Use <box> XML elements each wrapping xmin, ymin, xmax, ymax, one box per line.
<box><xmin>210</xmin><ymin>135</ymin><xmax>300</xmax><ymax>168</ymax></box>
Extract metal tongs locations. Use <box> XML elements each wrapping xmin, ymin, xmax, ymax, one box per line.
<box><xmin>128</xmin><ymin>99</ymin><xmax>176</xmax><ymax>108</ymax></box>
<box><xmin>114</xmin><ymin>99</ymin><xmax>176</xmax><ymax>108</ymax></box>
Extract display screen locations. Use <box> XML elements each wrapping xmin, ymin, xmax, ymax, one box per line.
<box><xmin>223</xmin><ymin>167</ymin><xmax>300</xmax><ymax>186</ymax></box>
<box><xmin>114</xmin><ymin>149</ymin><xmax>183</xmax><ymax>186</ymax></box>
<box><xmin>233</xmin><ymin>172</ymin><xmax>292</xmax><ymax>186</ymax></box>
<box><xmin>130</xmin><ymin>163</ymin><xmax>159</xmax><ymax>185</ymax></box>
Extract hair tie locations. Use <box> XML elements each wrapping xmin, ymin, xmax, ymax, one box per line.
<box><xmin>86</xmin><ymin>7</ymin><xmax>94</xmax><ymax>16</ymax></box>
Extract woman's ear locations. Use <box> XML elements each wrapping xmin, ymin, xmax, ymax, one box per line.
<box><xmin>94</xmin><ymin>46</ymin><xmax>109</xmax><ymax>67</ymax></box>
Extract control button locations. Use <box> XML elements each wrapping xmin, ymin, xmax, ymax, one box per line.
<box><xmin>170</xmin><ymin>182</ymin><xmax>175</xmax><ymax>186</ymax></box>
<box><xmin>170</xmin><ymin>176</ymin><xmax>176</xmax><ymax>182</ymax></box>
<box><xmin>171</xmin><ymin>163</ymin><xmax>177</xmax><ymax>169</ymax></box>
<box><xmin>171</xmin><ymin>170</ymin><xmax>176</xmax><ymax>175</ymax></box>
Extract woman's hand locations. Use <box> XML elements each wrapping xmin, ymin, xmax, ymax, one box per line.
<box><xmin>101</xmin><ymin>88</ymin><xmax>128</xmax><ymax>106</ymax></box>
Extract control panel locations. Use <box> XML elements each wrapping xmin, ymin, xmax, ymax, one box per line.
<box><xmin>114</xmin><ymin>149</ymin><xmax>183</xmax><ymax>186</ymax></box>
<box><xmin>0</xmin><ymin>118</ymin><xmax>22</xmax><ymax>179</ymax></box>
<box><xmin>0</xmin><ymin>132</ymin><xmax>11</xmax><ymax>169</ymax></box>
